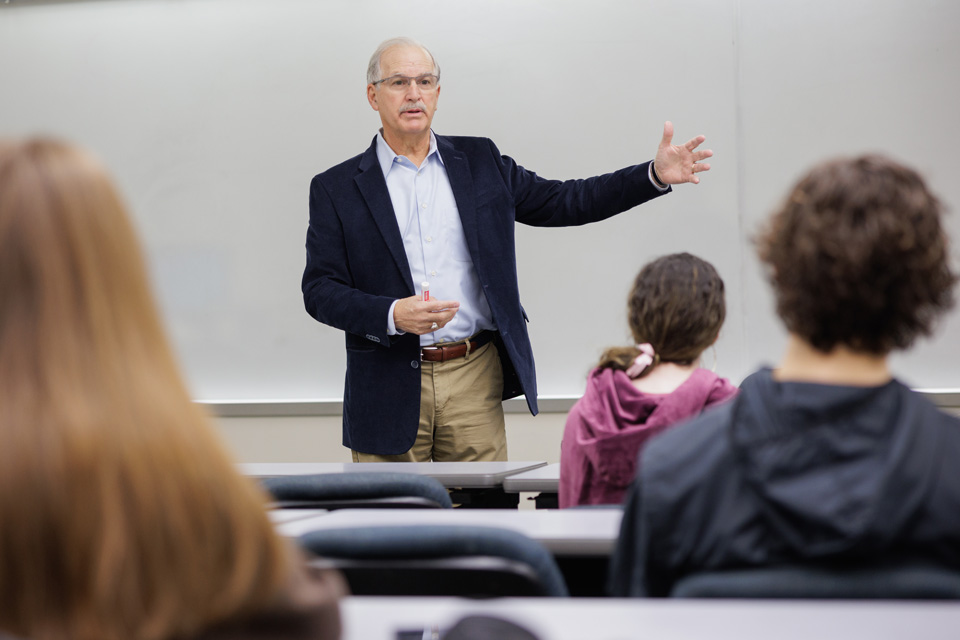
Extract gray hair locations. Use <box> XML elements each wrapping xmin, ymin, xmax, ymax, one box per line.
<box><xmin>366</xmin><ymin>37</ymin><xmax>440</xmax><ymax>85</ymax></box>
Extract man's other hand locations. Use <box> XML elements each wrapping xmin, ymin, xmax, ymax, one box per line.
<box><xmin>394</xmin><ymin>295</ymin><xmax>461</xmax><ymax>335</ymax></box>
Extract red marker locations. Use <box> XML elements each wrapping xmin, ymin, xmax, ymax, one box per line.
<box><xmin>421</xmin><ymin>281</ymin><xmax>430</xmax><ymax>302</ymax></box>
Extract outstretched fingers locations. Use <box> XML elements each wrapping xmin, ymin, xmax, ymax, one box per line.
<box><xmin>654</xmin><ymin>122</ymin><xmax>713</xmax><ymax>186</ymax></box>
<box><xmin>660</xmin><ymin>120</ymin><xmax>675</xmax><ymax>146</ymax></box>
<box><xmin>693</xmin><ymin>148</ymin><xmax>714</xmax><ymax>162</ymax></box>
<box><xmin>684</xmin><ymin>134</ymin><xmax>707</xmax><ymax>151</ymax></box>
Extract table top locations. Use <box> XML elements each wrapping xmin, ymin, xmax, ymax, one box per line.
<box><xmin>275</xmin><ymin>507</ymin><xmax>623</xmax><ymax>556</ymax></box>
<box><xmin>240</xmin><ymin>461</ymin><xmax>548</xmax><ymax>488</ymax></box>
<box><xmin>340</xmin><ymin>596</ymin><xmax>960</xmax><ymax>640</ymax></box>
<box><xmin>267</xmin><ymin>509</ymin><xmax>327</xmax><ymax>524</ymax></box>
<box><xmin>502</xmin><ymin>463</ymin><xmax>560</xmax><ymax>492</ymax></box>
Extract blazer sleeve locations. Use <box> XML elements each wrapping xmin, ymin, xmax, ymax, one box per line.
<box><xmin>486</xmin><ymin>139</ymin><xmax>671</xmax><ymax>228</ymax></box>
<box><xmin>301</xmin><ymin>174</ymin><xmax>395</xmax><ymax>346</ymax></box>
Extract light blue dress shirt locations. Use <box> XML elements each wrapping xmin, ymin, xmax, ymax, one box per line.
<box><xmin>378</xmin><ymin>131</ymin><xmax>668</xmax><ymax>347</ymax></box>
<box><xmin>378</xmin><ymin>131</ymin><xmax>496</xmax><ymax>346</ymax></box>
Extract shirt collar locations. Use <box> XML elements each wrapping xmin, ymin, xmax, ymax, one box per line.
<box><xmin>375</xmin><ymin>130</ymin><xmax>444</xmax><ymax>176</ymax></box>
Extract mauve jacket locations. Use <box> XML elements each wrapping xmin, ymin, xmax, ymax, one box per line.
<box><xmin>559</xmin><ymin>367</ymin><xmax>737</xmax><ymax>508</ymax></box>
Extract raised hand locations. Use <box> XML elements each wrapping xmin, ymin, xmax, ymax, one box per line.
<box><xmin>652</xmin><ymin>121</ymin><xmax>712</xmax><ymax>185</ymax></box>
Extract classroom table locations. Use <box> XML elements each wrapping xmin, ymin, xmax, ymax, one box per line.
<box><xmin>281</xmin><ymin>506</ymin><xmax>623</xmax><ymax>596</ymax></box>
<box><xmin>340</xmin><ymin>596</ymin><xmax>960</xmax><ymax>640</ymax></box>
<box><xmin>502</xmin><ymin>463</ymin><xmax>559</xmax><ymax>509</ymax></box>
<box><xmin>275</xmin><ymin>507</ymin><xmax>622</xmax><ymax>556</ymax></box>
<box><xmin>242</xmin><ymin>460</ymin><xmax>548</xmax><ymax>508</ymax></box>
<box><xmin>501</xmin><ymin>463</ymin><xmax>560</xmax><ymax>493</ymax></box>
<box><xmin>241</xmin><ymin>461</ymin><xmax>547</xmax><ymax>488</ymax></box>
<box><xmin>267</xmin><ymin>508</ymin><xmax>327</xmax><ymax>525</ymax></box>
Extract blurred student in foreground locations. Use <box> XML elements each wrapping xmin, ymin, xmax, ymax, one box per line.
<box><xmin>0</xmin><ymin>139</ymin><xmax>345</xmax><ymax>640</ymax></box>
<box><xmin>559</xmin><ymin>253</ymin><xmax>737</xmax><ymax>508</ymax></box>
<box><xmin>610</xmin><ymin>155</ymin><xmax>960</xmax><ymax>597</ymax></box>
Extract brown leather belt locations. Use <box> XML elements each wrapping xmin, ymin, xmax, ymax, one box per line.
<box><xmin>421</xmin><ymin>331</ymin><xmax>495</xmax><ymax>362</ymax></box>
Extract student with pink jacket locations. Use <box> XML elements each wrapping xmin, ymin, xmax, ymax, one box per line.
<box><xmin>559</xmin><ymin>253</ymin><xmax>737</xmax><ymax>508</ymax></box>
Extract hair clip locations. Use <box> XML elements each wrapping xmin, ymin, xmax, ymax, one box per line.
<box><xmin>626</xmin><ymin>343</ymin><xmax>656</xmax><ymax>378</ymax></box>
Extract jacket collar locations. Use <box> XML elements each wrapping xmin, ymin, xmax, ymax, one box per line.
<box><xmin>354</xmin><ymin>136</ymin><xmax>413</xmax><ymax>294</ymax></box>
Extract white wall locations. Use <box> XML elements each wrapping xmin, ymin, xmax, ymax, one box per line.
<box><xmin>3</xmin><ymin>0</ymin><xmax>958</xmax><ymax>408</ymax></box>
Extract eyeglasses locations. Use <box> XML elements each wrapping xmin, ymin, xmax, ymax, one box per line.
<box><xmin>372</xmin><ymin>74</ymin><xmax>440</xmax><ymax>93</ymax></box>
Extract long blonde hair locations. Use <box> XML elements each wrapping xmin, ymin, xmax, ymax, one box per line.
<box><xmin>0</xmin><ymin>139</ymin><xmax>290</xmax><ymax>640</ymax></box>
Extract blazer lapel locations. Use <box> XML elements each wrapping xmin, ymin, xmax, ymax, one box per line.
<box><xmin>437</xmin><ymin>136</ymin><xmax>482</xmax><ymax>268</ymax></box>
<box><xmin>355</xmin><ymin>138</ymin><xmax>414</xmax><ymax>293</ymax></box>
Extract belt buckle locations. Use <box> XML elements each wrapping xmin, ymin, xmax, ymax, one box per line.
<box><xmin>420</xmin><ymin>346</ymin><xmax>441</xmax><ymax>361</ymax></box>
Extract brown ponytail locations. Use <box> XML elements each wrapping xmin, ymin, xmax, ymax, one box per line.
<box><xmin>596</xmin><ymin>253</ymin><xmax>725</xmax><ymax>378</ymax></box>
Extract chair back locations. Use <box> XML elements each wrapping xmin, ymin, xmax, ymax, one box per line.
<box><xmin>300</xmin><ymin>524</ymin><xmax>570</xmax><ymax>597</ymax></box>
<box><xmin>671</xmin><ymin>562</ymin><xmax>960</xmax><ymax>599</ymax></box>
<box><xmin>261</xmin><ymin>472</ymin><xmax>453</xmax><ymax>509</ymax></box>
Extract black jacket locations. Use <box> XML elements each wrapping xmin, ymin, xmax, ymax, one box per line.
<box><xmin>609</xmin><ymin>368</ymin><xmax>960</xmax><ymax>597</ymax></box>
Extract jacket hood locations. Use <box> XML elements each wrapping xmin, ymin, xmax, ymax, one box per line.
<box><xmin>730</xmin><ymin>368</ymin><xmax>923</xmax><ymax>557</ymax></box>
<box><xmin>574</xmin><ymin>367</ymin><xmax>736</xmax><ymax>487</ymax></box>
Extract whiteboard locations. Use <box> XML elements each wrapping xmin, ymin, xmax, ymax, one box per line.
<box><xmin>2</xmin><ymin>0</ymin><xmax>958</xmax><ymax>402</ymax></box>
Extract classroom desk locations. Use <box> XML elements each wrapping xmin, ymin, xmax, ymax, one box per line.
<box><xmin>267</xmin><ymin>508</ymin><xmax>327</xmax><ymax>525</ymax></box>
<box><xmin>240</xmin><ymin>461</ymin><xmax>547</xmax><ymax>489</ymax></box>
<box><xmin>502</xmin><ymin>463</ymin><xmax>560</xmax><ymax>493</ymax></box>
<box><xmin>243</xmin><ymin>461</ymin><xmax>548</xmax><ymax>509</ymax></box>
<box><xmin>340</xmin><ymin>596</ymin><xmax>960</xmax><ymax>640</ymax></box>
<box><xmin>502</xmin><ymin>463</ymin><xmax>559</xmax><ymax>509</ymax></box>
<box><xmin>275</xmin><ymin>507</ymin><xmax>622</xmax><ymax>557</ymax></box>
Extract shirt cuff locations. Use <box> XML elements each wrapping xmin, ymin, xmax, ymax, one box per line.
<box><xmin>387</xmin><ymin>299</ymin><xmax>404</xmax><ymax>335</ymax></box>
<box><xmin>649</xmin><ymin>162</ymin><xmax>669</xmax><ymax>192</ymax></box>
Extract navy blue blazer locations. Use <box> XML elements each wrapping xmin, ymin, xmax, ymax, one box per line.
<box><xmin>303</xmin><ymin>134</ymin><xmax>670</xmax><ymax>455</ymax></box>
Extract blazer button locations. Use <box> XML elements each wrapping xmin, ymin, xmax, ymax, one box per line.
<box><xmin>410</xmin><ymin>360</ymin><xmax>419</xmax><ymax>369</ymax></box>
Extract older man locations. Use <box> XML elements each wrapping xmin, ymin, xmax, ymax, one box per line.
<box><xmin>302</xmin><ymin>37</ymin><xmax>711</xmax><ymax>462</ymax></box>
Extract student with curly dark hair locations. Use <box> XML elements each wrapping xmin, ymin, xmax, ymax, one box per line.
<box><xmin>611</xmin><ymin>155</ymin><xmax>960</xmax><ymax>597</ymax></box>
<box><xmin>559</xmin><ymin>253</ymin><xmax>737</xmax><ymax>508</ymax></box>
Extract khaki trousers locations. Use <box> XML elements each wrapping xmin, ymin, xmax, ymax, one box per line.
<box><xmin>352</xmin><ymin>340</ymin><xmax>507</xmax><ymax>462</ymax></box>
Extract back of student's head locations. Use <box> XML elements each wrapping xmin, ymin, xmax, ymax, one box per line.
<box><xmin>756</xmin><ymin>154</ymin><xmax>956</xmax><ymax>355</ymax></box>
<box><xmin>0</xmin><ymin>139</ymin><xmax>300</xmax><ymax>640</ymax></box>
<box><xmin>597</xmin><ymin>252</ymin><xmax>725</xmax><ymax>376</ymax></box>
